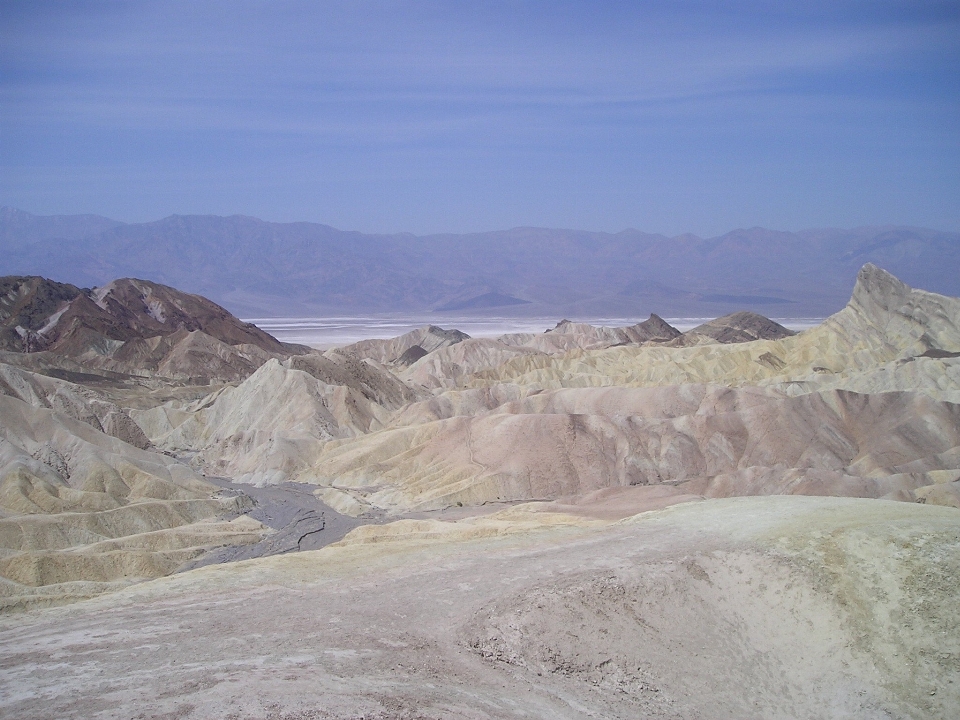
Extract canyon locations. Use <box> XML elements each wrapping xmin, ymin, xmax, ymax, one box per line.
<box><xmin>0</xmin><ymin>263</ymin><xmax>958</xmax><ymax>719</ymax></box>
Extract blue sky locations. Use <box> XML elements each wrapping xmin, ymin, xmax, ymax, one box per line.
<box><xmin>1</xmin><ymin>1</ymin><xmax>958</xmax><ymax>235</ymax></box>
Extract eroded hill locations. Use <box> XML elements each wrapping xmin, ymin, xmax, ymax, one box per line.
<box><xmin>0</xmin><ymin>263</ymin><xmax>958</xmax><ymax>718</ymax></box>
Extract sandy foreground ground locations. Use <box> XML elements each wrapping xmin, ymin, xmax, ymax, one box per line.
<box><xmin>1</xmin><ymin>495</ymin><xmax>958</xmax><ymax>720</ymax></box>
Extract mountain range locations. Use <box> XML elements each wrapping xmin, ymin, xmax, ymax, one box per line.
<box><xmin>3</xmin><ymin>207</ymin><xmax>959</xmax><ymax>317</ymax></box>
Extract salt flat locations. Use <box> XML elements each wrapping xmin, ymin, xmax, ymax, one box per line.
<box><xmin>248</xmin><ymin>315</ymin><xmax>825</xmax><ymax>349</ymax></box>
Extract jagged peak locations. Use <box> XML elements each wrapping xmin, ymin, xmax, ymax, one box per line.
<box><xmin>419</xmin><ymin>325</ymin><xmax>470</xmax><ymax>347</ymax></box>
<box><xmin>850</xmin><ymin>263</ymin><xmax>911</xmax><ymax>313</ymax></box>
<box><xmin>641</xmin><ymin>314</ymin><xmax>681</xmax><ymax>335</ymax></box>
<box><xmin>546</xmin><ymin>319</ymin><xmax>574</xmax><ymax>333</ymax></box>
<box><xmin>840</xmin><ymin>263</ymin><xmax>960</xmax><ymax>354</ymax></box>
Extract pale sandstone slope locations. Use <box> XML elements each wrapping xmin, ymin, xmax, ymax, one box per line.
<box><xmin>0</xmin><ymin>361</ymin><xmax>151</xmax><ymax>448</ymax></box>
<box><xmin>496</xmin><ymin>314</ymin><xmax>681</xmax><ymax>353</ymax></box>
<box><xmin>339</xmin><ymin>324</ymin><xmax>470</xmax><ymax>365</ymax></box>
<box><xmin>1</xmin><ymin>497</ymin><xmax>955</xmax><ymax>719</ymax></box>
<box><xmin>386</xmin><ymin>383</ymin><xmax>533</xmax><ymax>427</ymax></box>
<box><xmin>0</xmin><ymin>394</ymin><xmax>265</xmax><ymax>611</ymax></box>
<box><xmin>460</xmin><ymin>264</ymin><xmax>960</xmax><ymax>393</ymax></box>
<box><xmin>301</xmin><ymin>265</ymin><xmax>960</xmax><ymax>512</ymax></box>
<box><xmin>100</xmin><ymin>328</ymin><xmax>283</xmax><ymax>382</ymax></box>
<box><xmin>399</xmin><ymin>315</ymin><xmax>681</xmax><ymax>390</ymax></box>
<box><xmin>134</xmin><ymin>350</ymin><xmax>424</xmax><ymax>484</ymax></box>
<box><xmin>311</xmin><ymin>385</ymin><xmax>960</xmax><ymax>512</ymax></box>
<box><xmin>401</xmin><ymin>338</ymin><xmax>548</xmax><ymax>390</ymax></box>
<box><xmin>772</xmin><ymin>354</ymin><xmax>960</xmax><ymax>403</ymax></box>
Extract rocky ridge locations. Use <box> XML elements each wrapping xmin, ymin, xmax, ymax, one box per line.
<box><xmin>1</xmin><ymin>275</ymin><xmax>303</xmax><ymax>382</ymax></box>
<box><xmin>339</xmin><ymin>324</ymin><xmax>471</xmax><ymax>366</ymax></box>
<box><xmin>678</xmin><ymin>310</ymin><xmax>795</xmax><ymax>345</ymax></box>
<box><xmin>102</xmin><ymin>264</ymin><xmax>960</xmax><ymax>523</ymax></box>
<box><xmin>0</xmin><ymin>393</ymin><xmax>266</xmax><ymax>611</ymax></box>
<box><xmin>2</xmin><ymin>265</ymin><xmax>959</xmax><ymax>597</ymax></box>
<box><xmin>1</xmin><ymin>262</ymin><xmax>958</xmax><ymax>717</ymax></box>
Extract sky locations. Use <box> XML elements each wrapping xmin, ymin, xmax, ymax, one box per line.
<box><xmin>1</xmin><ymin>1</ymin><xmax>958</xmax><ymax>236</ymax></box>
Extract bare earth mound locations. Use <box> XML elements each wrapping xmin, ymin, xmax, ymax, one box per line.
<box><xmin>0</xmin><ymin>497</ymin><xmax>956</xmax><ymax>719</ymax></box>
<box><xmin>1</xmin><ymin>263</ymin><xmax>959</xmax><ymax>717</ymax></box>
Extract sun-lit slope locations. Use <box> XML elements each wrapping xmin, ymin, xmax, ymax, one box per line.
<box><xmin>771</xmin><ymin>354</ymin><xmax>960</xmax><ymax>403</ymax></box>
<box><xmin>460</xmin><ymin>264</ymin><xmax>960</xmax><ymax>393</ymax></box>
<box><xmin>134</xmin><ymin>351</ymin><xmax>424</xmax><ymax>484</ymax></box>
<box><xmin>304</xmin><ymin>267</ymin><xmax>960</xmax><ymax>514</ymax></box>
<box><xmin>105</xmin><ymin>329</ymin><xmax>282</xmax><ymax>382</ymax></box>
<box><xmin>310</xmin><ymin>384</ymin><xmax>960</xmax><ymax>512</ymax></box>
<box><xmin>385</xmin><ymin>383</ymin><xmax>532</xmax><ymax>427</ymax></box>
<box><xmin>462</xmin><ymin>497</ymin><xmax>960</xmax><ymax>720</ymax></box>
<box><xmin>0</xmin><ymin>361</ymin><xmax>151</xmax><ymax>448</ymax></box>
<box><xmin>396</xmin><ymin>316</ymin><xmax>682</xmax><ymax>390</ymax></box>
<box><xmin>339</xmin><ymin>324</ymin><xmax>470</xmax><ymax>365</ymax></box>
<box><xmin>3</xmin><ymin>497</ymin><xmax>955</xmax><ymax>719</ymax></box>
<box><xmin>401</xmin><ymin>338</ymin><xmax>547</xmax><ymax>389</ymax></box>
<box><xmin>497</xmin><ymin>314</ymin><xmax>681</xmax><ymax>353</ymax></box>
<box><xmin>0</xmin><ymin>395</ymin><xmax>265</xmax><ymax>611</ymax></box>
<box><xmin>394</xmin><ymin>356</ymin><xmax>960</xmax><ymax>430</ymax></box>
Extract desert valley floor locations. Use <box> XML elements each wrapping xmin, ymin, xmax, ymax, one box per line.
<box><xmin>1</xmin><ymin>264</ymin><xmax>959</xmax><ymax>719</ymax></box>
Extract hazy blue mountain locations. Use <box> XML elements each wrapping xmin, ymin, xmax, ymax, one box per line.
<box><xmin>436</xmin><ymin>293</ymin><xmax>532</xmax><ymax>312</ymax></box>
<box><xmin>0</xmin><ymin>207</ymin><xmax>124</xmax><ymax>249</ymax></box>
<box><xmin>2</xmin><ymin>208</ymin><xmax>957</xmax><ymax>318</ymax></box>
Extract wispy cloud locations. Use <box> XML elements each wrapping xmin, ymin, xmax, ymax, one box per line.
<box><xmin>1</xmin><ymin>1</ymin><xmax>958</xmax><ymax>234</ymax></box>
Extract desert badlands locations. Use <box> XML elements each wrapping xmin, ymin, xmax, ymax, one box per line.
<box><xmin>1</xmin><ymin>264</ymin><xmax>959</xmax><ymax>719</ymax></box>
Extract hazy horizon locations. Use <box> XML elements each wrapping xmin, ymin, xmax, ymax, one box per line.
<box><xmin>3</xmin><ymin>2</ymin><xmax>958</xmax><ymax>236</ymax></box>
<box><xmin>4</xmin><ymin>209</ymin><xmax>957</xmax><ymax>320</ymax></box>
<box><xmin>5</xmin><ymin>205</ymin><xmax>959</xmax><ymax>239</ymax></box>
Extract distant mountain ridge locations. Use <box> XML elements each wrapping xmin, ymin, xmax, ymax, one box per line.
<box><xmin>2</xmin><ymin>208</ymin><xmax>958</xmax><ymax>318</ymax></box>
